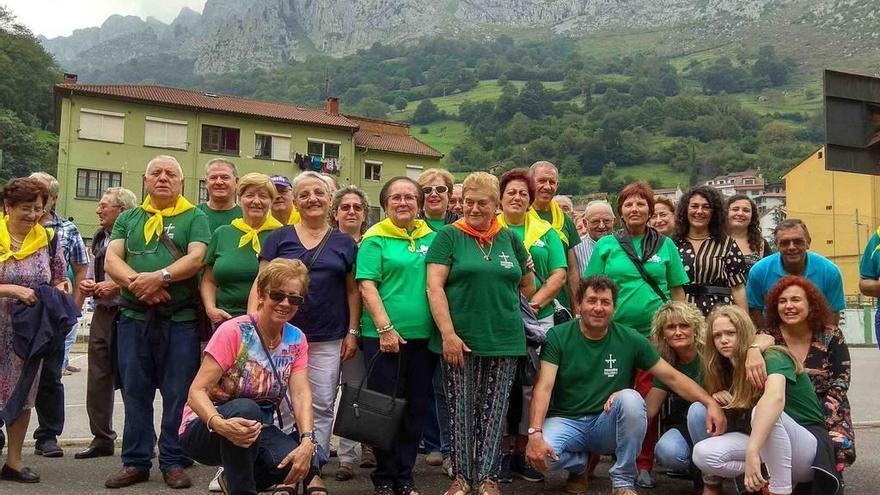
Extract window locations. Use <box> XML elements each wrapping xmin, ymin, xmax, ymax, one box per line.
<box><xmin>743</xmin><ymin>178</ymin><xmax>755</xmax><ymax>185</ymax></box>
<box><xmin>76</xmin><ymin>169</ymin><xmax>122</xmax><ymax>200</ymax></box>
<box><xmin>405</xmin><ymin>165</ymin><xmax>424</xmax><ymax>180</ymax></box>
<box><xmin>198</xmin><ymin>180</ymin><xmax>208</xmax><ymax>203</ymax></box>
<box><xmin>201</xmin><ymin>125</ymin><xmax>240</xmax><ymax>155</ymax></box>
<box><xmin>367</xmin><ymin>206</ymin><xmax>383</xmax><ymax>225</ymax></box>
<box><xmin>307</xmin><ymin>139</ymin><xmax>341</xmax><ymax>159</ymax></box>
<box><xmin>144</xmin><ymin>117</ymin><xmax>188</xmax><ymax>150</ymax></box>
<box><xmin>79</xmin><ymin>109</ymin><xmax>125</xmax><ymax>143</ymax></box>
<box><xmin>255</xmin><ymin>133</ymin><xmax>291</xmax><ymax>161</ymax></box>
<box><xmin>364</xmin><ymin>161</ymin><xmax>382</xmax><ymax>182</ymax></box>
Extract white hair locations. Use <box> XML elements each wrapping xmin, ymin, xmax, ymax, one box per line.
<box><xmin>292</xmin><ymin>171</ymin><xmax>331</xmax><ymax>196</ymax></box>
<box><xmin>30</xmin><ymin>172</ymin><xmax>60</xmax><ymax>197</ymax></box>
<box><xmin>105</xmin><ymin>187</ymin><xmax>138</xmax><ymax>210</ymax></box>
<box><xmin>529</xmin><ymin>160</ymin><xmax>558</xmax><ymax>176</ymax></box>
<box><xmin>145</xmin><ymin>155</ymin><xmax>184</xmax><ymax>178</ymax></box>
<box><xmin>585</xmin><ymin>199</ymin><xmax>615</xmax><ymax>218</ymax></box>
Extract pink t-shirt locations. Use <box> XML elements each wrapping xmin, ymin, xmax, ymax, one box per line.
<box><xmin>179</xmin><ymin>314</ymin><xmax>309</xmax><ymax>435</ymax></box>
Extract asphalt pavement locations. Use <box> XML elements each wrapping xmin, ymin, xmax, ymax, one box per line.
<box><xmin>2</xmin><ymin>347</ymin><xmax>878</xmax><ymax>495</ymax></box>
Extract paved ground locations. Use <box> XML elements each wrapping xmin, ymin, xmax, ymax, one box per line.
<box><xmin>1</xmin><ymin>347</ymin><xmax>878</xmax><ymax>494</ymax></box>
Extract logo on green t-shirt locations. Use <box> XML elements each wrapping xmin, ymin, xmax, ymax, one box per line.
<box><xmin>499</xmin><ymin>251</ymin><xmax>514</xmax><ymax>269</ymax></box>
<box><xmin>604</xmin><ymin>354</ymin><xmax>618</xmax><ymax>378</ymax></box>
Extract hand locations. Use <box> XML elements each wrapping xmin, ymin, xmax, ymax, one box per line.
<box><xmin>217</xmin><ymin>417</ymin><xmax>262</xmax><ymax>448</ymax></box>
<box><xmin>528</xmin><ymin>300</ymin><xmax>543</xmax><ymax>314</ymax></box>
<box><xmin>206</xmin><ymin>306</ymin><xmax>233</xmax><ymax>324</ymax></box>
<box><xmin>79</xmin><ymin>279</ymin><xmax>97</xmax><ymax>296</ymax></box>
<box><xmin>704</xmin><ymin>402</ymin><xmax>727</xmax><ymax>436</ymax></box>
<box><xmin>93</xmin><ymin>280</ymin><xmax>119</xmax><ymax>299</ymax></box>
<box><xmin>10</xmin><ymin>286</ymin><xmax>37</xmax><ymax>305</ymax></box>
<box><xmin>340</xmin><ymin>334</ymin><xmax>358</xmax><ymax>361</ymax></box>
<box><xmin>526</xmin><ymin>255</ymin><xmax>535</xmax><ymax>272</ymax></box>
<box><xmin>379</xmin><ymin>329</ymin><xmax>407</xmax><ymax>353</ymax></box>
<box><xmin>525</xmin><ymin>435</ymin><xmax>557</xmax><ymax>472</ymax></box>
<box><xmin>142</xmin><ymin>288</ymin><xmax>171</xmax><ymax>305</ymax></box>
<box><xmin>745</xmin><ymin>347</ymin><xmax>767</xmax><ymax>389</ymax></box>
<box><xmin>712</xmin><ymin>391</ymin><xmax>733</xmax><ymax>406</ymax></box>
<box><xmin>279</xmin><ymin>438</ymin><xmax>314</xmax><ymax>485</ymax></box>
<box><xmin>603</xmin><ymin>391</ymin><xmax>619</xmax><ymax>413</ymax></box>
<box><xmin>442</xmin><ymin>332</ymin><xmax>471</xmax><ymax>368</ymax></box>
<box><xmin>57</xmin><ymin>279</ymin><xmax>72</xmax><ymax>294</ymax></box>
<box><xmin>743</xmin><ymin>449</ymin><xmax>767</xmax><ymax>492</ymax></box>
<box><xmin>127</xmin><ymin>271</ymin><xmax>166</xmax><ymax>299</ymax></box>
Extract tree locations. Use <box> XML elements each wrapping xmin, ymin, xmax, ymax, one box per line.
<box><xmin>516</xmin><ymin>80</ymin><xmax>552</xmax><ymax>119</ymax></box>
<box><xmin>393</xmin><ymin>96</ymin><xmax>408</xmax><ymax>111</ymax></box>
<box><xmin>508</xmin><ymin>112</ymin><xmax>532</xmax><ymax>144</ymax></box>
<box><xmin>412</xmin><ymin>99</ymin><xmax>443</xmax><ymax>124</ymax></box>
<box><xmin>351</xmin><ymin>98</ymin><xmax>389</xmax><ymax>119</ymax></box>
<box><xmin>598</xmin><ymin>162</ymin><xmax>623</xmax><ymax>192</ymax></box>
<box><xmin>0</xmin><ymin>110</ymin><xmax>57</xmax><ymax>180</ymax></box>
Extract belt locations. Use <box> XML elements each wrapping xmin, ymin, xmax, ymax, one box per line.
<box><xmin>682</xmin><ymin>284</ymin><xmax>732</xmax><ymax>297</ymax></box>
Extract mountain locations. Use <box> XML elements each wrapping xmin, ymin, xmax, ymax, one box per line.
<box><xmin>39</xmin><ymin>0</ymin><xmax>880</xmax><ymax>79</ymax></box>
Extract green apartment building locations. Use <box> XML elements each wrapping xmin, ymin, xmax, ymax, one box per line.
<box><xmin>53</xmin><ymin>76</ymin><xmax>442</xmax><ymax>236</ymax></box>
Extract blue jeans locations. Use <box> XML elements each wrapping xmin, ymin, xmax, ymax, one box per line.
<box><xmin>422</xmin><ymin>363</ymin><xmax>450</xmax><ymax>456</ymax></box>
<box><xmin>543</xmin><ymin>389</ymin><xmax>646</xmax><ymax>489</ymax></box>
<box><xmin>654</xmin><ymin>428</ymin><xmax>690</xmax><ymax>471</ymax></box>
<box><xmin>62</xmin><ymin>322</ymin><xmax>78</xmax><ymax>369</ymax></box>
<box><xmin>874</xmin><ymin>308</ymin><xmax>880</xmax><ymax>349</ymax></box>
<box><xmin>686</xmin><ymin>402</ymin><xmax>711</xmax><ymax>446</ymax></box>
<box><xmin>116</xmin><ymin>315</ymin><xmax>200</xmax><ymax>472</ymax></box>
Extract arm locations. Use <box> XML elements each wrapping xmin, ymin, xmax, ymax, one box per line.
<box><xmin>731</xmin><ymin>284</ymin><xmax>747</xmax><ymax>311</ymax></box>
<box><xmin>247</xmin><ymin>259</ymin><xmax>270</xmax><ymax>314</ymax></box>
<box><xmin>519</xmin><ymin>271</ymin><xmax>536</xmax><ymax>300</ymax></box>
<box><xmin>127</xmin><ymin>241</ymin><xmax>207</xmax><ymax>304</ymax></box>
<box><xmin>745</xmin><ymin>333</ymin><xmax>775</xmax><ymax>389</ymax></box>
<box><xmin>340</xmin><ymin>272</ymin><xmax>360</xmax><ymax>361</ymax></box>
<box><xmin>670</xmin><ymin>286</ymin><xmax>685</xmax><ymax>302</ymax></box>
<box><xmin>744</xmin><ymin>374</ymin><xmax>787</xmax><ymax>492</ymax></box>
<box><xmin>525</xmin><ymin>361</ymin><xmax>560</xmax><ymax>472</ymax></box>
<box><xmin>104</xmin><ymin>239</ymin><xmax>139</xmax><ymax>289</ymax></box>
<box><xmin>360</xmin><ymin>280</ymin><xmax>406</xmax><ymax>354</ymax></box>
<box><xmin>823</xmin><ymin>329</ymin><xmax>852</xmax><ymax>427</ymax></box>
<box><xmin>278</xmin><ymin>368</ymin><xmax>316</xmax><ymax>485</ymax></box>
<box><xmin>565</xmin><ymin>250</ymin><xmax>579</xmax><ymax>308</ymax></box>
<box><xmin>186</xmin><ymin>355</ymin><xmax>262</xmax><ymax>448</ymax></box>
<box><xmin>645</xmin><ymin>388</ymin><xmax>669</xmax><ymax>420</ymax></box>
<box><xmin>749</xmin><ymin>309</ymin><xmax>766</xmax><ymax>329</ymax></box>
<box><xmin>531</xmin><ymin>268</ymin><xmax>565</xmax><ymax>311</ymax></box>
<box><xmin>72</xmin><ymin>263</ymin><xmax>89</xmax><ymax>308</ymax></box>
<box><xmin>200</xmin><ymin>266</ymin><xmax>231</xmax><ymax>323</ymax></box>
<box><xmin>858</xmin><ymin>279</ymin><xmax>880</xmax><ymax>297</ymax></box>
<box><xmin>650</xmin><ymin>358</ymin><xmax>726</xmax><ymax>436</ymax></box>
<box><xmin>427</xmin><ymin>263</ymin><xmax>470</xmax><ymax>367</ymax></box>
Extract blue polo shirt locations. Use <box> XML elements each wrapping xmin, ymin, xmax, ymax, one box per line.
<box><xmin>860</xmin><ymin>232</ymin><xmax>880</xmax><ymax>282</ymax></box>
<box><xmin>746</xmin><ymin>251</ymin><xmax>845</xmax><ymax>313</ymax></box>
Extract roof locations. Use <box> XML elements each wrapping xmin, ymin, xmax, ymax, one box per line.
<box><xmin>55</xmin><ymin>84</ymin><xmax>358</xmax><ymax>130</ymax></box>
<box><xmin>758</xmin><ymin>192</ymin><xmax>786</xmax><ymax>198</ymax></box>
<box><xmin>354</xmin><ymin>130</ymin><xmax>443</xmax><ymax>158</ymax></box>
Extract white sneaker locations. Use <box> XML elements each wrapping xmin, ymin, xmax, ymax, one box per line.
<box><xmin>209</xmin><ymin>467</ymin><xmax>224</xmax><ymax>492</ymax></box>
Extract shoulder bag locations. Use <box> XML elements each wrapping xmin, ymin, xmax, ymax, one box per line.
<box><xmin>614</xmin><ymin>228</ymin><xmax>669</xmax><ymax>303</ymax></box>
<box><xmin>159</xmin><ymin>231</ymin><xmax>214</xmax><ymax>342</ymax></box>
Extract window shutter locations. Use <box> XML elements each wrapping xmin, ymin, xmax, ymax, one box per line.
<box><xmin>271</xmin><ymin>136</ymin><xmax>290</xmax><ymax>161</ymax></box>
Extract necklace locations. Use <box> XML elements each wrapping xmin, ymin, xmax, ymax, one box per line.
<box><xmin>475</xmin><ymin>238</ymin><xmax>493</xmax><ymax>261</ymax></box>
<box><xmin>264</xmin><ymin>331</ymin><xmax>282</xmax><ymax>349</ymax></box>
<box><xmin>687</xmin><ymin>234</ymin><xmax>709</xmax><ymax>241</ymax></box>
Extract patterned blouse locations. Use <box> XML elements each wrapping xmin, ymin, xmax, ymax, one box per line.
<box><xmin>761</xmin><ymin>325</ymin><xmax>855</xmax><ymax>469</ymax></box>
<box><xmin>676</xmin><ymin>235</ymin><xmax>748</xmax><ymax>316</ymax></box>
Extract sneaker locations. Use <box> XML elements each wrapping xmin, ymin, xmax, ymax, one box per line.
<box><xmin>444</xmin><ymin>476</ymin><xmax>470</xmax><ymax>495</ymax></box>
<box><xmin>636</xmin><ymin>470</ymin><xmax>655</xmax><ymax>488</ymax></box>
<box><xmin>66</xmin><ymin>365</ymin><xmax>81</xmax><ymax>373</ymax></box>
<box><xmin>564</xmin><ymin>471</ymin><xmax>588</xmax><ymax>495</ymax></box>
<box><xmin>426</xmin><ymin>451</ymin><xmax>444</xmax><ymax>466</ymax></box>
<box><xmin>209</xmin><ymin>467</ymin><xmax>224</xmax><ymax>492</ymax></box>
<box><xmin>34</xmin><ymin>440</ymin><xmax>64</xmax><ymax>458</ymax></box>
<box><xmin>498</xmin><ymin>453</ymin><xmax>512</xmax><ymax>483</ymax></box>
<box><xmin>442</xmin><ymin>456</ymin><xmax>453</xmax><ymax>479</ymax></box>
<box><xmin>361</xmin><ymin>446</ymin><xmax>377</xmax><ymax>468</ymax></box>
<box><xmin>511</xmin><ymin>454</ymin><xmax>544</xmax><ymax>483</ymax></box>
<box><xmin>477</xmin><ymin>479</ymin><xmax>500</xmax><ymax>495</ymax></box>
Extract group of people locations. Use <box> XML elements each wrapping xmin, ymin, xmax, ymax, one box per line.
<box><xmin>0</xmin><ymin>155</ymin><xmax>859</xmax><ymax>495</ymax></box>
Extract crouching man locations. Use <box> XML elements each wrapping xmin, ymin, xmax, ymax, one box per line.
<box><xmin>525</xmin><ymin>275</ymin><xmax>726</xmax><ymax>495</ymax></box>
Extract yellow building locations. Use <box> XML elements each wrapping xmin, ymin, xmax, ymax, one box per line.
<box><xmin>784</xmin><ymin>147</ymin><xmax>880</xmax><ymax>297</ymax></box>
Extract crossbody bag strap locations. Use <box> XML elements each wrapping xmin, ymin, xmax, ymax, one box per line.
<box><xmin>249</xmin><ymin>316</ymin><xmax>295</xmax><ymax>427</ymax></box>
<box><xmin>305</xmin><ymin>228</ymin><xmax>332</xmax><ymax>271</ymax></box>
<box><xmin>159</xmin><ymin>231</ymin><xmax>184</xmax><ymax>261</ymax></box>
<box><xmin>615</xmin><ymin>233</ymin><xmax>669</xmax><ymax>303</ymax></box>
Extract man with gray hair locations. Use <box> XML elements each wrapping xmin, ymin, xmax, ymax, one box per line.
<box><xmin>29</xmin><ymin>171</ymin><xmax>90</xmax><ymax>458</ymax></box>
<box><xmin>197</xmin><ymin>159</ymin><xmax>240</xmax><ymax>232</ymax></box>
<box><xmin>554</xmin><ymin>195</ymin><xmax>574</xmax><ymax>216</ymax></box>
<box><xmin>573</xmin><ymin>200</ymin><xmax>615</xmax><ymax>276</ymax></box>
<box><xmin>75</xmin><ymin>187</ymin><xmax>138</xmax><ymax>460</ymax></box>
<box><xmin>104</xmin><ymin>155</ymin><xmax>210</xmax><ymax>489</ymax></box>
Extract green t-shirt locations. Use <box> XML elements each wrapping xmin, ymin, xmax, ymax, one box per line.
<box><xmin>653</xmin><ymin>355</ymin><xmax>703</xmax><ymax>391</ymax></box>
<box><xmin>764</xmin><ymin>349</ymin><xmax>825</xmax><ymax>426</ymax></box>
<box><xmin>542</xmin><ymin>320</ymin><xmax>660</xmax><ymax>417</ymax></box>
<box><xmin>356</xmin><ymin>233</ymin><xmax>438</xmax><ymax>339</ymax></box>
<box><xmin>111</xmin><ymin>206</ymin><xmax>211</xmax><ymax>322</ymax></box>
<box><xmin>425</xmin><ymin>217</ymin><xmax>446</xmax><ymax>232</ymax></box>
<box><xmin>535</xmin><ymin>210</ymin><xmax>580</xmax><ymax>309</ymax></box>
<box><xmin>197</xmin><ymin>203</ymin><xmax>242</xmax><ymax>233</ymax></box>
<box><xmin>585</xmin><ymin>235</ymin><xmax>689</xmax><ymax>336</ymax></box>
<box><xmin>425</xmin><ymin>226</ymin><xmax>529</xmax><ymax>357</ymax></box>
<box><xmin>205</xmin><ymin>225</ymin><xmax>274</xmax><ymax>317</ymax></box>
<box><xmin>508</xmin><ymin>225</ymin><xmax>568</xmax><ymax>319</ymax></box>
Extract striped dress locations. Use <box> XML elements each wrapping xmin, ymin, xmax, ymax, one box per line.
<box><xmin>675</xmin><ymin>235</ymin><xmax>748</xmax><ymax>315</ymax></box>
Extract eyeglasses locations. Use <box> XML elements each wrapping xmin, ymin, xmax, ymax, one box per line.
<box><xmin>389</xmin><ymin>194</ymin><xmax>418</xmax><ymax>204</ymax></box>
<box><xmin>268</xmin><ymin>290</ymin><xmax>305</xmax><ymax>306</ymax></box>
<box><xmin>422</xmin><ymin>185</ymin><xmax>449</xmax><ymax>195</ymax></box>
<box><xmin>339</xmin><ymin>203</ymin><xmax>364</xmax><ymax>212</ymax></box>
<box><xmin>777</xmin><ymin>238</ymin><xmax>806</xmax><ymax>248</ymax></box>
<box><xmin>14</xmin><ymin>205</ymin><xmax>44</xmax><ymax>215</ymax></box>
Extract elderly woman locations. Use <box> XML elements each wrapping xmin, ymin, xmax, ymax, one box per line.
<box><xmin>356</xmin><ymin>177</ymin><xmax>437</xmax><ymax>495</ymax></box>
<box><xmin>649</xmin><ymin>196</ymin><xmax>676</xmax><ymax>237</ymax></box>
<box><xmin>746</xmin><ymin>276</ymin><xmax>855</xmax><ymax>473</ymax></box>
<box><xmin>674</xmin><ymin>186</ymin><xmax>748</xmax><ymax>316</ymax></box>
<box><xmin>252</xmin><ymin>171</ymin><xmax>359</xmax><ymax>494</ymax></box>
<box><xmin>584</xmin><ymin>181</ymin><xmax>688</xmax><ymax>488</ymax></box>
<box><xmin>202</xmin><ymin>173</ymin><xmax>282</xmax><ymax>324</ymax></box>
<box><xmin>427</xmin><ymin>172</ymin><xmax>535</xmax><ymax>495</ymax></box>
<box><xmin>418</xmin><ymin>168</ymin><xmax>458</xmax><ymax>231</ymax></box>
<box><xmin>0</xmin><ymin>178</ymin><xmax>67</xmax><ymax>483</ymax></box>
<box><xmin>645</xmin><ymin>302</ymin><xmax>705</xmax><ymax>483</ymax></box>
<box><xmin>726</xmin><ymin>194</ymin><xmax>772</xmax><ymax>272</ymax></box>
<box><xmin>182</xmin><ymin>259</ymin><xmax>316</xmax><ymax>494</ymax></box>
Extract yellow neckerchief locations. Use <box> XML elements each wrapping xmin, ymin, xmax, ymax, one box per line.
<box><xmin>231</xmin><ymin>216</ymin><xmax>283</xmax><ymax>253</ymax></box>
<box><xmin>141</xmin><ymin>195</ymin><xmax>195</xmax><ymax>244</ymax></box>
<box><xmin>497</xmin><ymin>210</ymin><xmax>552</xmax><ymax>251</ymax></box>
<box><xmin>362</xmin><ymin>218</ymin><xmax>433</xmax><ymax>252</ymax></box>
<box><xmin>0</xmin><ymin>215</ymin><xmax>52</xmax><ymax>262</ymax></box>
<box><xmin>530</xmin><ymin>199</ymin><xmax>568</xmax><ymax>246</ymax></box>
<box><xmin>287</xmin><ymin>206</ymin><xmax>301</xmax><ymax>225</ymax></box>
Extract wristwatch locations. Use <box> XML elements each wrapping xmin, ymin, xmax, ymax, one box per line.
<box><xmin>160</xmin><ymin>268</ymin><xmax>172</xmax><ymax>283</ymax></box>
<box><xmin>527</xmin><ymin>427</ymin><xmax>542</xmax><ymax>435</ymax></box>
<box><xmin>300</xmin><ymin>431</ymin><xmax>315</xmax><ymax>442</ymax></box>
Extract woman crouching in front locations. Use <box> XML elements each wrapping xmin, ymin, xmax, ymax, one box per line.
<box><xmin>181</xmin><ymin>258</ymin><xmax>317</xmax><ymax>495</ymax></box>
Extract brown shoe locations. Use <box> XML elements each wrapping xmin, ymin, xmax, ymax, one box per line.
<box><xmin>162</xmin><ymin>467</ymin><xmax>192</xmax><ymax>489</ymax></box>
<box><xmin>444</xmin><ymin>476</ymin><xmax>471</xmax><ymax>495</ymax></box>
<box><xmin>477</xmin><ymin>479</ymin><xmax>500</xmax><ymax>495</ymax></box>
<box><xmin>105</xmin><ymin>466</ymin><xmax>149</xmax><ymax>488</ymax></box>
<box><xmin>335</xmin><ymin>462</ymin><xmax>354</xmax><ymax>481</ymax></box>
<box><xmin>611</xmin><ymin>488</ymin><xmax>639</xmax><ymax>495</ymax></box>
<box><xmin>564</xmin><ymin>471</ymin><xmax>588</xmax><ymax>495</ymax></box>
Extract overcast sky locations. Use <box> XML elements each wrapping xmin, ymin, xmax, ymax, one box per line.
<box><xmin>4</xmin><ymin>0</ymin><xmax>206</xmax><ymax>38</ymax></box>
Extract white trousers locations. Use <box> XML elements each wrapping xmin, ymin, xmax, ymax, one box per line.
<box><xmin>308</xmin><ymin>339</ymin><xmax>344</xmax><ymax>454</ymax></box>
<box><xmin>692</xmin><ymin>411</ymin><xmax>816</xmax><ymax>494</ymax></box>
<box><xmin>337</xmin><ymin>348</ymin><xmax>365</xmax><ymax>464</ymax></box>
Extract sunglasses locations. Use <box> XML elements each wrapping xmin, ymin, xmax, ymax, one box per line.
<box><xmin>267</xmin><ymin>290</ymin><xmax>305</xmax><ymax>306</ymax></box>
<box><xmin>339</xmin><ymin>203</ymin><xmax>364</xmax><ymax>212</ymax></box>
<box><xmin>422</xmin><ymin>185</ymin><xmax>449</xmax><ymax>195</ymax></box>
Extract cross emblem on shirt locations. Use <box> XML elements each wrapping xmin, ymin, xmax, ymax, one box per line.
<box><xmin>498</xmin><ymin>252</ymin><xmax>510</xmax><ymax>264</ymax></box>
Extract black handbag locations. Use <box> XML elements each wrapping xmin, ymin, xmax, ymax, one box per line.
<box><xmin>332</xmin><ymin>352</ymin><xmax>407</xmax><ymax>452</ymax></box>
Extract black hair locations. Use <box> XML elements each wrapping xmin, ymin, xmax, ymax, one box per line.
<box><xmin>726</xmin><ymin>194</ymin><xmax>763</xmax><ymax>253</ymax></box>
<box><xmin>576</xmin><ymin>275</ymin><xmax>619</xmax><ymax>305</ymax></box>
<box><xmin>674</xmin><ymin>185</ymin><xmax>726</xmax><ymax>241</ymax></box>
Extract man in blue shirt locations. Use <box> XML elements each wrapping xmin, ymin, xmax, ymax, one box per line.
<box><xmin>858</xmin><ymin>225</ymin><xmax>880</xmax><ymax>348</ymax></box>
<box><xmin>746</xmin><ymin>219</ymin><xmax>844</xmax><ymax>327</ymax></box>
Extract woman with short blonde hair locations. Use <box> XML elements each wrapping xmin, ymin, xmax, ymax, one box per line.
<box><xmin>418</xmin><ymin>168</ymin><xmax>458</xmax><ymax>231</ymax></box>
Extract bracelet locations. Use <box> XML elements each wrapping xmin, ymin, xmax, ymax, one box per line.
<box><xmin>748</xmin><ymin>344</ymin><xmax>760</xmax><ymax>349</ymax></box>
<box><xmin>348</xmin><ymin>328</ymin><xmax>360</xmax><ymax>337</ymax></box>
<box><xmin>206</xmin><ymin>413</ymin><xmax>224</xmax><ymax>433</ymax></box>
<box><xmin>377</xmin><ymin>323</ymin><xmax>394</xmax><ymax>335</ymax></box>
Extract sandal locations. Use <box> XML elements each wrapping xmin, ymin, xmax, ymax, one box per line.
<box><xmin>443</xmin><ymin>476</ymin><xmax>470</xmax><ymax>495</ymax></box>
<box><xmin>266</xmin><ymin>485</ymin><xmax>298</xmax><ymax>494</ymax></box>
<box><xmin>335</xmin><ymin>463</ymin><xmax>354</xmax><ymax>481</ymax></box>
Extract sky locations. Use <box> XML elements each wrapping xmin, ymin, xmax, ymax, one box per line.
<box><xmin>4</xmin><ymin>0</ymin><xmax>206</xmax><ymax>38</ymax></box>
